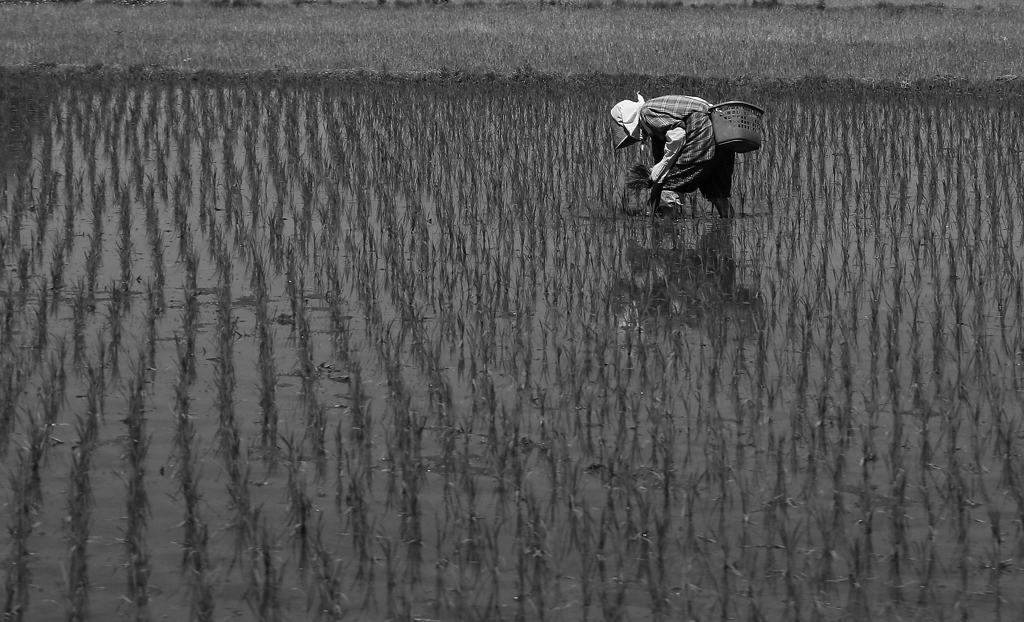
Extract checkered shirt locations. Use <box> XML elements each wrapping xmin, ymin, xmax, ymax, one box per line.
<box><xmin>638</xmin><ymin>96</ymin><xmax>717</xmax><ymax>182</ymax></box>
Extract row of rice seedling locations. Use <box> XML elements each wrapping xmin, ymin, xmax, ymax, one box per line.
<box><xmin>1</xmin><ymin>74</ymin><xmax>1023</xmax><ymax>620</ymax></box>
<box><xmin>171</xmin><ymin>281</ymin><xmax>215</xmax><ymax>622</ymax></box>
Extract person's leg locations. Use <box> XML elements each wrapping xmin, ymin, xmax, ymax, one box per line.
<box><xmin>699</xmin><ymin>149</ymin><xmax>736</xmax><ymax>218</ymax></box>
<box><xmin>660</xmin><ymin>162</ymin><xmax>705</xmax><ymax>217</ymax></box>
<box><xmin>710</xmin><ymin>196</ymin><xmax>734</xmax><ymax>218</ymax></box>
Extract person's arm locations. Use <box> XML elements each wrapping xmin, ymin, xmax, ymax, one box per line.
<box><xmin>651</xmin><ymin>138</ymin><xmax>665</xmax><ymax>164</ymax></box>
<box><xmin>649</xmin><ymin>126</ymin><xmax>687</xmax><ymax>184</ymax></box>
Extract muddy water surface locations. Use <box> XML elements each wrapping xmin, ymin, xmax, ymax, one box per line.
<box><xmin>2</xmin><ymin>75</ymin><xmax>1023</xmax><ymax>621</ymax></box>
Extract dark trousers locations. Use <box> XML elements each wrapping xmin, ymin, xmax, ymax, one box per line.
<box><xmin>661</xmin><ymin>148</ymin><xmax>735</xmax><ymax>200</ymax></box>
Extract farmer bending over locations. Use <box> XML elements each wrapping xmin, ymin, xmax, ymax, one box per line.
<box><xmin>611</xmin><ymin>93</ymin><xmax>735</xmax><ymax>218</ymax></box>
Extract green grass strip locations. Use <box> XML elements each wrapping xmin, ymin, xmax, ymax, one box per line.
<box><xmin>1</xmin><ymin>3</ymin><xmax>1022</xmax><ymax>82</ymax></box>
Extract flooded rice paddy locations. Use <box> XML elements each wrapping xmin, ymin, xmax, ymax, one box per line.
<box><xmin>1</xmin><ymin>74</ymin><xmax>1024</xmax><ymax>621</ymax></box>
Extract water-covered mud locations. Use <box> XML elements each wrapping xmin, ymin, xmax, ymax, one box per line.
<box><xmin>1</xmin><ymin>71</ymin><xmax>1023</xmax><ymax>621</ymax></box>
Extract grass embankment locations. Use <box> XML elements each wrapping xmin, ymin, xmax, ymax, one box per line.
<box><xmin>0</xmin><ymin>3</ymin><xmax>1022</xmax><ymax>82</ymax></box>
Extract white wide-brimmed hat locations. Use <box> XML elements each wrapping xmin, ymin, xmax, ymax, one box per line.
<box><xmin>610</xmin><ymin>92</ymin><xmax>645</xmax><ymax>149</ymax></box>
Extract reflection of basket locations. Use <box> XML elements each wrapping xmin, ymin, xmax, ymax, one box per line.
<box><xmin>708</xmin><ymin>101</ymin><xmax>765</xmax><ymax>153</ymax></box>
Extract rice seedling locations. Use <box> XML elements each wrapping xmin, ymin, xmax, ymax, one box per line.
<box><xmin>288</xmin><ymin>257</ymin><xmax>327</xmax><ymax>480</ymax></box>
<box><xmin>64</xmin><ymin>366</ymin><xmax>101</xmax><ymax>622</ymax></box>
<box><xmin>143</xmin><ymin>183</ymin><xmax>167</xmax><ymax>315</ymax></box>
<box><xmin>172</xmin><ymin>326</ymin><xmax>215</xmax><ymax>622</ymax></box>
<box><xmin>1</xmin><ymin>72</ymin><xmax>1023</xmax><ymax>620</ymax></box>
<box><xmin>249</xmin><ymin>242</ymin><xmax>280</xmax><ymax>463</ymax></box>
<box><xmin>211</xmin><ymin>225</ymin><xmax>259</xmax><ymax>576</ymax></box>
<box><xmin>33</xmin><ymin>277</ymin><xmax>49</xmax><ymax>358</ymax></box>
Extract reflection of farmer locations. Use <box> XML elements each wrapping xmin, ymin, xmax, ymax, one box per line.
<box><xmin>611</xmin><ymin>222</ymin><xmax>762</xmax><ymax>334</ymax></box>
<box><xmin>611</xmin><ymin>94</ymin><xmax>735</xmax><ymax>218</ymax></box>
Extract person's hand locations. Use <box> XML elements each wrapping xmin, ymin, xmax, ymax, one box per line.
<box><xmin>647</xmin><ymin>182</ymin><xmax>663</xmax><ymax>215</ymax></box>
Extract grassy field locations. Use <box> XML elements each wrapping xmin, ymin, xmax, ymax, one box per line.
<box><xmin>1</xmin><ymin>2</ymin><xmax>1022</xmax><ymax>81</ymax></box>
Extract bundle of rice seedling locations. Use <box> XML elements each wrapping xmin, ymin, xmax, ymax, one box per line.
<box><xmin>625</xmin><ymin>162</ymin><xmax>653</xmax><ymax>191</ymax></box>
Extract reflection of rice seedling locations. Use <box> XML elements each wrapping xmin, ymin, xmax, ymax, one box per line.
<box><xmin>0</xmin><ymin>358</ymin><xmax>21</xmax><ymax>461</ymax></box>
<box><xmin>308</xmin><ymin>514</ymin><xmax>346</xmax><ymax>620</ymax></box>
<box><xmin>66</xmin><ymin>391</ymin><xmax>99</xmax><ymax>622</ymax></box>
<box><xmin>123</xmin><ymin>355</ymin><xmax>151</xmax><ymax>619</ymax></box>
<box><xmin>16</xmin><ymin>249</ymin><xmax>30</xmax><ymax>307</ymax></box>
<box><xmin>70</xmin><ymin>277</ymin><xmax>90</xmax><ymax>367</ymax></box>
<box><xmin>248</xmin><ymin>518</ymin><xmax>282</xmax><ymax>622</ymax></box>
<box><xmin>49</xmin><ymin>239</ymin><xmax>65</xmax><ymax>292</ymax></box>
<box><xmin>214</xmin><ymin>252</ymin><xmax>238</xmax><ymax>459</ymax></box>
<box><xmin>33</xmin><ymin>279</ymin><xmax>48</xmax><ymax>357</ymax></box>
<box><xmin>180</xmin><ymin>243</ymin><xmax>200</xmax><ymax>383</ymax></box>
<box><xmin>283</xmin><ymin>434</ymin><xmax>312</xmax><ymax>574</ymax></box>
<box><xmin>172</xmin><ymin>332</ymin><xmax>214</xmax><ymax>622</ymax></box>
<box><xmin>4</xmin><ymin>450</ymin><xmax>36</xmax><ymax>621</ymax></box>
<box><xmin>1</xmin><ymin>289</ymin><xmax>15</xmax><ymax>348</ymax></box>
<box><xmin>3</xmin><ymin>412</ymin><xmax>50</xmax><ymax>622</ymax></box>
<box><xmin>212</xmin><ymin>247</ymin><xmax>256</xmax><ymax>572</ymax></box>
<box><xmin>3</xmin><ymin>76</ymin><xmax>1024</xmax><ymax>622</ymax></box>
